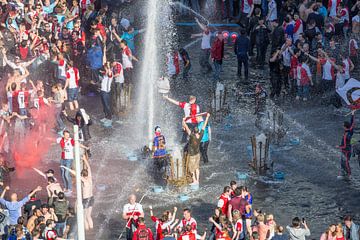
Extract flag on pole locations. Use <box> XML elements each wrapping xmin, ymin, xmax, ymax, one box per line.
<box><xmin>336</xmin><ymin>78</ymin><xmax>360</xmax><ymax>109</ymax></box>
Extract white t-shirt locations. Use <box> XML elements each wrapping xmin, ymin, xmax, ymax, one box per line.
<box><xmin>342</xmin><ymin>58</ymin><xmax>351</xmax><ymax>79</ymax></box>
<box><xmin>122</xmin><ymin>46</ymin><xmax>133</xmax><ymax>69</ymax></box>
<box><xmin>201</xmin><ymin>32</ymin><xmax>211</xmax><ymax>49</ymax></box>
<box><xmin>322</xmin><ymin>59</ymin><xmax>334</xmax><ymax>81</ymax></box>
<box><xmin>336</xmin><ymin>72</ymin><xmax>345</xmax><ymax>89</ymax></box>
<box><xmin>101</xmin><ymin>73</ymin><xmax>113</xmax><ymax>93</ymax></box>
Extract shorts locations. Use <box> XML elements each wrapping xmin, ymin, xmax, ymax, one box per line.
<box><xmin>67</xmin><ymin>88</ymin><xmax>79</xmax><ymax>101</ymax></box>
<box><xmin>188</xmin><ymin>154</ymin><xmax>200</xmax><ymax>172</ymax></box>
<box><xmin>83</xmin><ymin>196</ymin><xmax>94</xmax><ymax>209</ymax></box>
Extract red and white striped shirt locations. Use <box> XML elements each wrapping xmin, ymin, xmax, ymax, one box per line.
<box><xmin>66</xmin><ymin>67</ymin><xmax>80</xmax><ymax>89</ymax></box>
<box><xmin>179</xmin><ymin>102</ymin><xmax>200</xmax><ymax>124</ymax></box>
<box><xmin>112</xmin><ymin>62</ymin><xmax>125</xmax><ymax>83</ymax></box>
<box><xmin>58</xmin><ymin>137</ymin><xmax>75</xmax><ymax>159</ymax></box>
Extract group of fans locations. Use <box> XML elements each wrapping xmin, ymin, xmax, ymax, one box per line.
<box><xmin>122</xmin><ymin>183</ymin><xmax>359</xmax><ymax>240</ymax></box>
<box><xmin>0</xmin><ymin>0</ymin><xmax>139</xmax><ymax>238</ymax></box>
<box><xmin>0</xmin><ymin>0</ymin><xmax>360</xmax><ymax>238</ymax></box>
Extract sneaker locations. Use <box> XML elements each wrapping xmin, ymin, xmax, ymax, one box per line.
<box><xmin>296</xmin><ymin>96</ymin><xmax>300</xmax><ymax>100</ymax></box>
<box><xmin>64</xmin><ymin>190</ymin><xmax>72</xmax><ymax>196</ymax></box>
<box><xmin>303</xmin><ymin>98</ymin><xmax>308</xmax><ymax>101</ymax></box>
<box><xmin>100</xmin><ymin>118</ymin><xmax>107</xmax><ymax>123</ymax></box>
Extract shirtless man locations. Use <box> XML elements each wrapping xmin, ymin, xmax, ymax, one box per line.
<box><xmin>26</xmin><ymin>208</ymin><xmax>43</xmax><ymax>233</ymax></box>
<box><xmin>64</xmin><ymin>155</ymin><xmax>94</xmax><ymax>230</ymax></box>
<box><xmin>46</xmin><ymin>176</ymin><xmax>63</xmax><ymax>199</ymax></box>
<box><xmin>6</xmin><ymin>68</ymin><xmax>29</xmax><ymax>92</ymax></box>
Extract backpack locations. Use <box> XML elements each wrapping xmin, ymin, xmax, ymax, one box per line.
<box><xmin>137</xmin><ymin>226</ymin><xmax>150</xmax><ymax>240</ymax></box>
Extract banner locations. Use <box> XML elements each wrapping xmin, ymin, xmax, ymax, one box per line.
<box><xmin>336</xmin><ymin>78</ymin><xmax>360</xmax><ymax>109</ymax></box>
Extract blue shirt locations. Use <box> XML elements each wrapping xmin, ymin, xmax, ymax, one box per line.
<box><xmin>198</xmin><ymin>121</ymin><xmax>210</xmax><ymax>143</ymax></box>
<box><xmin>153</xmin><ymin>135</ymin><xmax>167</xmax><ymax>157</ymax></box>
<box><xmin>318</xmin><ymin>7</ymin><xmax>327</xmax><ymax>19</ymax></box>
<box><xmin>0</xmin><ymin>196</ymin><xmax>30</xmax><ymax>225</ymax></box>
<box><xmin>42</xmin><ymin>2</ymin><xmax>57</xmax><ymax>14</ymax></box>
<box><xmin>121</xmin><ymin>30</ymin><xmax>139</xmax><ymax>54</ymax></box>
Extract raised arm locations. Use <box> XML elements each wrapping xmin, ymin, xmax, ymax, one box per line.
<box><xmin>304</xmin><ymin>52</ymin><xmax>320</xmax><ymax>62</ymax></box>
<box><xmin>22</xmin><ymin>57</ymin><xmax>37</xmax><ymax>67</ymax></box>
<box><xmin>82</xmin><ymin>155</ymin><xmax>91</xmax><ymax>177</ymax></box>
<box><xmin>112</xmin><ymin>30</ymin><xmax>122</xmax><ymax>43</ymax></box>
<box><xmin>209</xmin><ymin>217</ymin><xmax>222</xmax><ymax>231</ymax></box>
<box><xmin>349</xmin><ymin>58</ymin><xmax>355</xmax><ymax>71</ymax></box>
<box><xmin>28</xmin><ymin>186</ymin><xmax>42</xmax><ymax>198</ymax></box>
<box><xmin>163</xmin><ymin>96</ymin><xmax>180</xmax><ymax>105</ymax></box>
<box><xmin>195</xmin><ymin>17</ymin><xmax>207</xmax><ymax>31</ymax></box>
<box><xmin>201</xmin><ymin>113</ymin><xmax>210</xmax><ymax>131</ymax></box>
<box><xmin>182</xmin><ymin>118</ymin><xmax>191</xmax><ymax>135</ymax></box>
<box><xmin>1</xmin><ymin>186</ymin><xmax>9</xmax><ymax>198</ymax></box>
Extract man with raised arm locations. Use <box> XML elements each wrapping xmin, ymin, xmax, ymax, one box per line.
<box><xmin>0</xmin><ymin>186</ymin><xmax>42</xmax><ymax>225</ymax></box>
<box><xmin>182</xmin><ymin>113</ymin><xmax>210</xmax><ymax>185</ymax></box>
<box><xmin>163</xmin><ymin>95</ymin><xmax>200</xmax><ymax>143</ymax></box>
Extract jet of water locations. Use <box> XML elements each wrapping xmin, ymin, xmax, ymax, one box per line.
<box><xmin>170</xmin><ymin>1</ymin><xmax>210</xmax><ymax>25</ymax></box>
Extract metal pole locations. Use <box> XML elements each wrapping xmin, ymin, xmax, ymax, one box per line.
<box><xmin>74</xmin><ymin>125</ymin><xmax>86</xmax><ymax>240</ymax></box>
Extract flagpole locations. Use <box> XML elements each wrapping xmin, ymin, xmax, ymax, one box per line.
<box><xmin>74</xmin><ymin>125</ymin><xmax>86</xmax><ymax>240</ymax></box>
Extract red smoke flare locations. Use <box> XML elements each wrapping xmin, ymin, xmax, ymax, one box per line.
<box><xmin>12</xmin><ymin>106</ymin><xmax>57</xmax><ymax>176</ymax></box>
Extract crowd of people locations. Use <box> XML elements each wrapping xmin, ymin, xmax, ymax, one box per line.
<box><xmin>0</xmin><ymin>0</ymin><xmax>359</xmax><ymax>238</ymax></box>
<box><xmin>122</xmin><ymin>185</ymin><xmax>359</xmax><ymax>240</ymax></box>
<box><xmin>0</xmin><ymin>0</ymin><xmax>140</xmax><ymax>238</ymax></box>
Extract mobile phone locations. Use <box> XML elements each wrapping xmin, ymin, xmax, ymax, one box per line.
<box><xmin>302</xmin><ymin>218</ymin><xmax>305</xmax><ymax>223</ymax></box>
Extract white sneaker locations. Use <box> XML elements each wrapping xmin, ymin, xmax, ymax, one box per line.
<box><xmin>100</xmin><ymin>118</ymin><xmax>107</xmax><ymax>123</ymax></box>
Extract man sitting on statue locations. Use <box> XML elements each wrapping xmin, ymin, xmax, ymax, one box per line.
<box><xmin>152</xmin><ymin>126</ymin><xmax>169</xmax><ymax>175</ymax></box>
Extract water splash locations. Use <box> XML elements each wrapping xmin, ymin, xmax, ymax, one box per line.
<box><xmin>135</xmin><ymin>0</ymin><xmax>160</xmax><ymax>141</ymax></box>
<box><xmin>170</xmin><ymin>1</ymin><xmax>210</xmax><ymax>25</ymax></box>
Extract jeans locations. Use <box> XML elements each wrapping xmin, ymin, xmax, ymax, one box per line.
<box><xmin>60</xmin><ymin>159</ymin><xmax>73</xmax><ymax>191</ymax></box>
<box><xmin>237</xmin><ymin>55</ymin><xmax>249</xmax><ymax>78</ymax></box>
<box><xmin>19</xmin><ymin>108</ymin><xmax>27</xmax><ymax>116</ymax></box>
<box><xmin>256</xmin><ymin>44</ymin><xmax>268</xmax><ymax>66</ymax></box>
<box><xmin>56</xmin><ymin>107</ymin><xmax>65</xmax><ymax>131</ymax></box>
<box><xmin>297</xmin><ymin>85</ymin><xmax>310</xmax><ymax>99</ymax></box>
<box><xmin>213</xmin><ymin>59</ymin><xmax>223</xmax><ymax>82</ymax></box>
<box><xmin>183</xmin><ymin>64</ymin><xmax>191</xmax><ymax>79</ymax></box>
<box><xmin>200</xmin><ymin>49</ymin><xmax>212</xmax><ymax>72</ymax></box>
<box><xmin>56</xmin><ymin>222</ymin><xmax>66</xmax><ymax>237</ymax></box>
<box><xmin>113</xmin><ymin>82</ymin><xmax>124</xmax><ymax>115</ymax></box>
<box><xmin>340</xmin><ymin>151</ymin><xmax>351</xmax><ymax>176</ymax></box>
<box><xmin>100</xmin><ymin>91</ymin><xmax>112</xmax><ymax>119</ymax></box>
<box><xmin>200</xmin><ymin>141</ymin><xmax>209</xmax><ymax>163</ymax></box>
<box><xmin>270</xmin><ymin>71</ymin><xmax>281</xmax><ymax>97</ymax></box>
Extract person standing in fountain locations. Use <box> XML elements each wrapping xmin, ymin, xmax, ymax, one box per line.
<box><xmin>197</xmin><ymin>115</ymin><xmax>211</xmax><ymax>164</ymax></box>
<box><xmin>211</xmin><ymin>32</ymin><xmax>225</xmax><ymax>84</ymax></box>
<box><xmin>179</xmin><ymin>48</ymin><xmax>191</xmax><ymax>80</ymax></box>
<box><xmin>191</xmin><ymin>18</ymin><xmax>212</xmax><ymax>74</ymax></box>
<box><xmin>336</xmin><ymin>110</ymin><xmax>355</xmax><ymax>179</ymax></box>
<box><xmin>163</xmin><ymin>95</ymin><xmax>200</xmax><ymax>143</ymax></box>
<box><xmin>182</xmin><ymin>113</ymin><xmax>210</xmax><ymax>185</ymax></box>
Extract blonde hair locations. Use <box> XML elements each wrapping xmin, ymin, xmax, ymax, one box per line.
<box><xmin>257</xmin><ymin>214</ymin><xmax>265</xmax><ymax>222</ymax></box>
<box><xmin>267</xmin><ymin>214</ymin><xmax>274</xmax><ymax>221</ymax></box>
<box><xmin>233</xmin><ymin>210</ymin><xmax>241</xmax><ymax>222</ymax></box>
